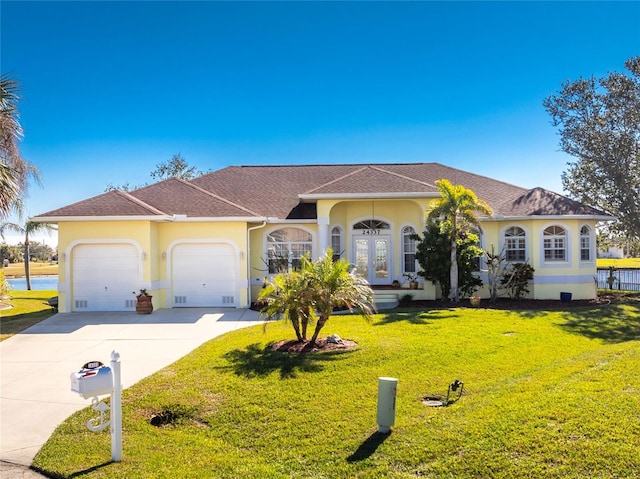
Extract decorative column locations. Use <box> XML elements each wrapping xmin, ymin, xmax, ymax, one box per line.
<box><xmin>317</xmin><ymin>216</ymin><xmax>330</xmax><ymax>258</ymax></box>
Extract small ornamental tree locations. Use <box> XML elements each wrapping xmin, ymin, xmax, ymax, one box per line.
<box><xmin>484</xmin><ymin>245</ymin><xmax>507</xmax><ymax>304</ymax></box>
<box><xmin>500</xmin><ymin>263</ymin><xmax>535</xmax><ymax>300</ymax></box>
<box><xmin>259</xmin><ymin>249</ymin><xmax>375</xmax><ymax>346</ymax></box>
<box><xmin>259</xmin><ymin>269</ymin><xmax>313</xmax><ymax>342</ymax></box>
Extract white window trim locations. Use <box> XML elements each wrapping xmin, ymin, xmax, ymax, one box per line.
<box><xmin>263</xmin><ymin>225</ymin><xmax>316</xmax><ymax>274</ymax></box>
<box><xmin>540</xmin><ymin>223</ymin><xmax>571</xmax><ymax>267</ymax></box>
<box><xmin>330</xmin><ymin>225</ymin><xmax>344</xmax><ymax>260</ymax></box>
<box><xmin>579</xmin><ymin>224</ymin><xmax>595</xmax><ymax>264</ymax></box>
<box><xmin>499</xmin><ymin>224</ymin><xmax>529</xmax><ymax>264</ymax></box>
<box><xmin>400</xmin><ymin>223</ymin><xmax>418</xmax><ymax>274</ymax></box>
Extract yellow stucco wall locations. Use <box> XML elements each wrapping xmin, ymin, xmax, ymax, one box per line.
<box><xmin>478</xmin><ymin>219</ymin><xmax>598</xmax><ymax>300</ymax></box>
<box><xmin>56</xmin><ymin>206</ymin><xmax>600</xmax><ymax>310</ymax></box>
<box><xmin>57</xmin><ymin>220</ymin><xmax>250</xmax><ymax>311</ymax></box>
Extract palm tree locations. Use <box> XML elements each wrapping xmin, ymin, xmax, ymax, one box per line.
<box><xmin>0</xmin><ymin>74</ymin><xmax>40</xmax><ymax>219</ymax></box>
<box><xmin>0</xmin><ymin>220</ymin><xmax>56</xmax><ymax>290</ymax></box>
<box><xmin>259</xmin><ymin>269</ymin><xmax>314</xmax><ymax>342</ymax></box>
<box><xmin>427</xmin><ymin>179</ymin><xmax>492</xmax><ymax>302</ymax></box>
<box><xmin>259</xmin><ymin>249</ymin><xmax>375</xmax><ymax>347</ymax></box>
<box><xmin>307</xmin><ymin>250</ymin><xmax>375</xmax><ymax>346</ymax></box>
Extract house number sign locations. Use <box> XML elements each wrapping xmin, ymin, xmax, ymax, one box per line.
<box><xmin>360</xmin><ymin>229</ymin><xmax>381</xmax><ymax>235</ymax></box>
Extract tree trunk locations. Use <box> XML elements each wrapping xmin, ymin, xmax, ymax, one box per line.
<box><xmin>449</xmin><ymin>237</ymin><xmax>458</xmax><ymax>302</ymax></box>
<box><xmin>291</xmin><ymin>316</ymin><xmax>303</xmax><ymax>342</ymax></box>
<box><xmin>310</xmin><ymin>316</ymin><xmax>327</xmax><ymax>346</ymax></box>
<box><xmin>301</xmin><ymin>314</ymin><xmax>308</xmax><ymax>341</ymax></box>
<box><xmin>24</xmin><ymin>234</ymin><xmax>31</xmax><ymax>291</ymax></box>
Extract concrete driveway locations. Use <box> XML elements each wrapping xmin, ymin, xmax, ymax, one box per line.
<box><xmin>0</xmin><ymin>308</ymin><xmax>262</xmax><ymax>469</ymax></box>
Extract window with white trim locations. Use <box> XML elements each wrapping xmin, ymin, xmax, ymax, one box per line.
<box><xmin>331</xmin><ymin>226</ymin><xmax>343</xmax><ymax>261</ymax></box>
<box><xmin>504</xmin><ymin>226</ymin><xmax>526</xmax><ymax>262</ymax></box>
<box><xmin>543</xmin><ymin>225</ymin><xmax>567</xmax><ymax>261</ymax></box>
<box><xmin>580</xmin><ymin>225</ymin><xmax>592</xmax><ymax>261</ymax></box>
<box><xmin>402</xmin><ymin>226</ymin><xmax>417</xmax><ymax>273</ymax></box>
<box><xmin>267</xmin><ymin>228</ymin><xmax>313</xmax><ymax>273</ymax></box>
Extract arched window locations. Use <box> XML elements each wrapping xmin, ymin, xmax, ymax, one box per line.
<box><xmin>353</xmin><ymin>219</ymin><xmax>390</xmax><ymax>231</ymax></box>
<box><xmin>402</xmin><ymin>226</ymin><xmax>417</xmax><ymax>273</ymax></box>
<box><xmin>267</xmin><ymin>228</ymin><xmax>313</xmax><ymax>273</ymax></box>
<box><xmin>543</xmin><ymin>225</ymin><xmax>567</xmax><ymax>261</ymax></box>
<box><xmin>504</xmin><ymin>226</ymin><xmax>526</xmax><ymax>262</ymax></box>
<box><xmin>580</xmin><ymin>225</ymin><xmax>592</xmax><ymax>261</ymax></box>
<box><xmin>331</xmin><ymin>226</ymin><xmax>343</xmax><ymax>261</ymax></box>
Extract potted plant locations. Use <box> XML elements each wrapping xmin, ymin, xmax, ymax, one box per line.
<box><xmin>134</xmin><ymin>288</ymin><xmax>153</xmax><ymax>314</ymax></box>
<box><xmin>469</xmin><ymin>295</ymin><xmax>481</xmax><ymax>307</ymax></box>
<box><xmin>403</xmin><ymin>273</ymin><xmax>420</xmax><ymax>290</ymax></box>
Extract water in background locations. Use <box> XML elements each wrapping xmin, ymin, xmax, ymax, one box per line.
<box><xmin>7</xmin><ymin>276</ymin><xmax>58</xmax><ymax>291</ymax></box>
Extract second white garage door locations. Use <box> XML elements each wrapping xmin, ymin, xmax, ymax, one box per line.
<box><xmin>171</xmin><ymin>243</ymin><xmax>237</xmax><ymax>307</ymax></box>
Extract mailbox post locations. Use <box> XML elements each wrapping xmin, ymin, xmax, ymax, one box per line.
<box><xmin>70</xmin><ymin>350</ymin><xmax>122</xmax><ymax>462</ymax></box>
<box><xmin>110</xmin><ymin>351</ymin><xmax>122</xmax><ymax>461</ymax></box>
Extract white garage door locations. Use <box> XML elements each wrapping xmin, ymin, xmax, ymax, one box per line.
<box><xmin>72</xmin><ymin>244</ymin><xmax>139</xmax><ymax>312</ymax></box>
<box><xmin>172</xmin><ymin>243</ymin><xmax>236</xmax><ymax>307</ymax></box>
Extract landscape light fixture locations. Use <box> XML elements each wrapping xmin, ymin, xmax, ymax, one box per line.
<box><xmin>422</xmin><ymin>379</ymin><xmax>465</xmax><ymax>407</ymax></box>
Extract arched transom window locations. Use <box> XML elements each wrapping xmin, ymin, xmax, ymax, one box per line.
<box><xmin>543</xmin><ymin>225</ymin><xmax>567</xmax><ymax>261</ymax></box>
<box><xmin>504</xmin><ymin>226</ymin><xmax>526</xmax><ymax>262</ymax></box>
<box><xmin>353</xmin><ymin>219</ymin><xmax>391</xmax><ymax>231</ymax></box>
<box><xmin>267</xmin><ymin>228</ymin><xmax>312</xmax><ymax>273</ymax></box>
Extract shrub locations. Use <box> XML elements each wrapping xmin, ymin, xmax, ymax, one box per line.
<box><xmin>500</xmin><ymin>263</ymin><xmax>535</xmax><ymax>299</ymax></box>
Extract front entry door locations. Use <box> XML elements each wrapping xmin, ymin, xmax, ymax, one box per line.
<box><xmin>354</xmin><ymin>236</ymin><xmax>391</xmax><ymax>285</ymax></box>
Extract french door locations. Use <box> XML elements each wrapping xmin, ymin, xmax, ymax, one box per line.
<box><xmin>353</xmin><ymin>236</ymin><xmax>391</xmax><ymax>285</ymax></box>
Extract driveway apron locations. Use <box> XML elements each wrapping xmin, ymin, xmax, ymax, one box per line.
<box><xmin>0</xmin><ymin>308</ymin><xmax>262</xmax><ymax>467</ymax></box>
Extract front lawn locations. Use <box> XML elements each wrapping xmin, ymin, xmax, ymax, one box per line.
<box><xmin>1</xmin><ymin>261</ymin><xmax>59</xmax><ymax>277</ymax></box>
<box><xmin>34</xmin><ymin>305</ymin><xmax>640</xmax><ymax>478</ymax></box>
<box><xmin>598</xmin><ymin>257</ymin><xmax>640</xmax><ymax>269</ymax></box>
<box><xmin>0</xmin><ymin>289</ymin><xmax>57</xmax><ymax>341</ymax></box>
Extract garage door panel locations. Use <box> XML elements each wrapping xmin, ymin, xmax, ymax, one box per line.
<box><xmin>172</xmin><ymin>243</ymin><xmax>236</xmax><ymax>307</ymax></box>
<box><xmin>72</xmin><ymin>244</ymin><xmax>139</xmax><ymax>312</ymax></box>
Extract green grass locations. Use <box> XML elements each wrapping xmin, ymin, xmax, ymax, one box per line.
<box><xmin>34</xmin><ymin>306</ymin><xmax>640</xmax><ymax>478</ymax></box>
<box><xmin>1</xmin><ymin>261</ymin><xmax>59</xmax><ymax>277</ymax></box>
<box><xmin>0</xmin><ymin>289</ymin><xmax>57</xmax><ymax>341</ymax></box>
<box><xmin>597</xmin><ymin>257</ymin><xmax>640</xmax><ymax>269</ymax></box>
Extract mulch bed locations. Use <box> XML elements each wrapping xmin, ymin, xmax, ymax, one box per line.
<box><xmin>269</xmin><ymin>337</ymin><xmax>359</xmax><ymax>354</ymax></box>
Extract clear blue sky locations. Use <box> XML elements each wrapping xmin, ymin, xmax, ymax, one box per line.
<box><xmin>1</xmin><ymin>1</ymin><xmax>639</xmax><ymax>246</ymax></box>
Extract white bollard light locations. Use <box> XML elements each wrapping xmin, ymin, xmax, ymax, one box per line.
<box><xmin>376</xmin><ymin>377</ymin><xmax>397</xmax><ymax>433</ymax></box>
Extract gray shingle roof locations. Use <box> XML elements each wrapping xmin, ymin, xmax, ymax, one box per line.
<box><xmin>34</xmin><ymin>162</ymin><xmax>611</xmax><ymax>220</ymax></box>
<box><xmin>36</xmin><ymin>190</ymin><xmax>167</xmax><ymax>217</ymax></box>
<box><xmin>130</xmin><ymin>178</ymin><xmax>260</xmax><ymax>217</ymax></box>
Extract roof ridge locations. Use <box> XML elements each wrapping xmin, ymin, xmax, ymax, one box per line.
<box><xmin>234</xmin><ymin>162</ymin><xmax>436</xmax><ymax>169</ymax></box>
<box><xmin>431</xmin><ymin>162</ymin><xmax>528</xmax><ymax>192</ymax></box>
<box><xmin>368</xmin><ymin>165</ymin><xmax>436</xmax><ymax>188</ymax></box>
<box><xmin>304</xmin><ymin>166</ymin><xmax>369</xmax><ymax>194</ymax></box>
<box><xmin>114</xmin><ymin>190</ymin><xmax>168</xmax><ymax>215</ymax></box>
<box><xmin>176</xmin><ymin>178</ymin><xmax>262</xmax><ymax>217</ymax></box>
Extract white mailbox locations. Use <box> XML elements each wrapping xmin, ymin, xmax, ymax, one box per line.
<box><xmin>71</xmin><ymin>363</ymin><xmax>113</xmax><ymax>399</ymax></box>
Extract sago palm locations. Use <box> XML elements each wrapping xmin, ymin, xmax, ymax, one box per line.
<box><xmin>427</xmin><ymin>179</ymin><xmax>492</xmax><ymax>302</ymax></box>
